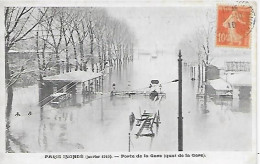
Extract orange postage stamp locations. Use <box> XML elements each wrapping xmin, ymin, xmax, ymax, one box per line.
<box><xmin>216</xmin><ymin>5</ymin><xmax>251</xmax><ymax>48</ymax></box>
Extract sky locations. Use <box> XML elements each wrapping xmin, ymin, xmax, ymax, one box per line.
<box><xmin>107</xmin><ymin>7</ymin><xmax>213</xmax><ymax>53</ymax></box>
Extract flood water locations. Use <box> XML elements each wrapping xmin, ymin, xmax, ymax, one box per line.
<box><xmin>9</xmin><ymin>52</ymin><xmax>252</xmax><ymax>152</ymax></box>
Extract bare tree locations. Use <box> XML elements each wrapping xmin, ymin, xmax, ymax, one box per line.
<box><xmin>73</xmin><ymin>9</ymin><xmax>90</xmax><ymax>71</ymax></box>
<box><xmin>44</xmin><ymin>8</ymin><xmax>64</xmax><ymax>74</ymax></box>
<box><xmin>39</xmin><ymin>22</ymin><xmax>50</xmax><ymax>73</ymax></box>
<box><xmin>69</xmin><ymin>27</ymin><xmax>79</xmax><ymax>71</ymax></box>
<box><xmin>110</xmin><ymin>19</ymin><xmax>133</xmax><ymax>66</ymax></box>
<box><xmin>5</xmin><ymin>7</ymin><xmax>48</xmax><ymax>152</ymax></box>
<box><xmin>92</xmin><ymin>9</ymin><xmax>109</xmax><ymax>71</ymax></box>
<box><xmin>61</xmin><ymin>8</ymin><xmax>74</xmax><ymax>72</ymax></box>
<box><xmin>5</xmin><ymin>7</ymin><xmax>136</xmax><ymax>152</ymax></box>
<box><xmin>105</xmin><ymin>16</ymin><xmax>117</xmax><ymax>66</ymax></box>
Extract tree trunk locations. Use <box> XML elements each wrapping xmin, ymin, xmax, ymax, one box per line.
<box><xmin>65</xmin><ymin>44</ymin><xmax>69</xmax><ymax>73</ymax></box>
<box><xmin>79</xmin><ymin>40</ymin><xmax>84</xmax><ymax>71</ymax></box>
<box><xmin>55</xmin><ymin>50</ymin><xmax>60</xmax><ymax>74</ymax></box>
<box><xmin>38</xmin><ymin>74</ymin><xmax>43</xmax><ymax>105</ymax></box>
<box><xmin>36</xmin><ymin>32</ymin><xmax>41</xmax><ymax>71</ymax></box>
<box><xmin>42</xmin><ymin>32</ymin><xmax>49</xmax><ymax>73</ymax></box>
<box><xmin>90</xmin><ymin>34</ymin><xmax>94</xmax><ymax>72</ymax></box>
<box><xmin>130</xmin><ymin>43</ymin><xmax>134</xmax><ymax>61</ymax></box>
<box><xmin>42</xmin><ymin>43</ymin><xmax>46</xmax><ymax>73</ymax></box>
<box><xmin>102</xmin><ymin>40</ymin><xmax>106</xmax><ymax>70</ymax></box>
<box><xmin>97</xmin><ymin>40</ymin><xmax>101</xmax><ymax>71</ymax></box>
<box><xmin>201</xmin><ymin>63</ymin><xmax>204</xmax><ymax>83</ymax></box>
<box><xmin>119</xmin><ymin>45</ymin><xmax>122</xmax><ymax>65</ymax></box>
<box><xmin>101</xmin><ymin>40</ymin><xmax>104</xmax><ymax>71</ymax></box>
<box><xmin>71</xmin><ymin>40</ymin><xmax>78</xmax><ymax>71</ymax></box>
<box><xmin>108</xmin><ymin>41</ymin><xmax>112</xmax><ymax>66</ymax></box>
<box><xmin>5</xmin><ymin>47</ymin><xmax>13</xmax><ymax>152</ymax></box>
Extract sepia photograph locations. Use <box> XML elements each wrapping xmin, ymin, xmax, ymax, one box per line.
<box><xmin>3</xmin><ymin>1</ymin><xmax>256</xmax><ymax>156</ymax></box>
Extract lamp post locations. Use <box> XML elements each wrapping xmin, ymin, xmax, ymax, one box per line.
<box><xmin>178</xmin><ymin>50</ymin><xmax>183</xmax><ymax>151</ymax></box>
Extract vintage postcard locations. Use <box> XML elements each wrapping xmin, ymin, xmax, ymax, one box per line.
<box><xmin>0</xmin><ymin>0</ymin><xmax>257</xmax><ymax>164</ymax></box>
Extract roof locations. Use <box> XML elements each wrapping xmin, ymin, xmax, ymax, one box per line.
<box><xmin>50</xmin><ymin>92</ymin><xmax>67</xmax><ymax>97</ymax></box>
<box><xmin>43</xmin><ymin>71</ymin><xmax>103</xmax><ymax>82</ymax></box>
<box><xmin>8</xmin><ymin>50</ymin><xmax>19</xmax><ymax>53</ymax></box>
<box><xmin>210</xmin><ymin>53</ymin><xmax>250</xmax><ymax>69</ymax></box>
<box><xmin>224</xmin><ymin>72</ymin><xmax>251</xmax><ymax>87</ymax></box>
<box><xmin>8</xmin><ymin>49</ymin><xmax>53</xmax><ymax>53</ymax></box>
<box><xmin>209</xmin><ymin>78</ymin><xmax>232</xmax><ymax>91</ymax></box>
<box><xmin>151</xmin><ymin>80</ymin><xmax>159</xmax><ymax>84</ymax></box>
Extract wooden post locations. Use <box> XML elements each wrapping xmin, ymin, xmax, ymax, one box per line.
<box><xmin>201</xmin><ymin>64</ymin><xmax>204</xmax><ymax>83</ymax></box>
<box><xmin>178</xmin><ymin>50</ymin><xmax>183</xmax><ymax>151</ymax></box>
<box><xmin>82</xmin><ymin>82</ymin><xmax>85</xmax><ymax>103</ymax></box>
<box><xmin>98</xmin><ymin>76</ymin><xmax>101</xmax><ymax>92</ymax></box>
<box><xmin>91</xmin><ymin>79</ymin><xmax>93</xmax><ymax>93</ymax></box>
<box><xmin>193</xmin><ymin>67</ymin><xmax>195</xmax><ymax>79</ymax></box>
<box><xmin>198</xmin><ymin>64</ymin><xmax>201</xmax><ymax>91</ymax></box>
<box><xmin>204</xmin><ymin>54</ymin><xmax>208</xmax><ymax>113</ymax></box>
<box><xmin>95</xmin><ymin>78</ymin><xmax>97</xmax><ymax>93</ymax></box>
<box><xmin>88</xmin><ymin>80</ymin><xmax>90</xmax><ymax>94</ymax></box>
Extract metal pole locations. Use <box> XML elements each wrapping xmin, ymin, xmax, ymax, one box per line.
<box><xmin>178</xmin><ymin>50</ymin><xmax>183</xmax><ymax>151</ymax></box>
<box><xmin>198</xmin><ymin>64</ymin><xmax>201</xmax><ymax>91</ymax></box>
<box><xmin>128</xmin><ymin>133</ymin><xmax>131</xmax><ymax>152</ymax></box>
<box><xmin>204</xmin><ymin>54</ymin><xmax>208</xmax><ymax>113</ymax></box>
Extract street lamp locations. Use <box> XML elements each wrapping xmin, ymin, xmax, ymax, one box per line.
<box><xmin>178</xmin><ymin>50</ymin><xmax>183</xmax><ymax>151</ymax></box>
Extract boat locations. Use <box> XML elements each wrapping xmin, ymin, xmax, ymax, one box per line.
<box><xmin>134</xmin><ymin>110</ymin><xmax>160</xmax><ymax>137</ymax></box>
<box><xmin>110</xmin><ymin>80</ymin><xmax>166</xmax><ymax>101</ymax></box>
<box><xmin>151</xmin><ymin>44</ymin><xmax>162</xmax><ymax>59</ymax></box>
<box><xmin>151</xmin><ymin>53</ymin><xmax>158</xmax><ymax>59</ymax></box>
<box><xmin>148</xmin><ymin>80</ymin><xmax>165</xmax><ymax>100</ymax></box>
<box><xmin>138</xmin><ymin>49</ymin><xmax>151</xmax><ymax>56</ymax></box>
